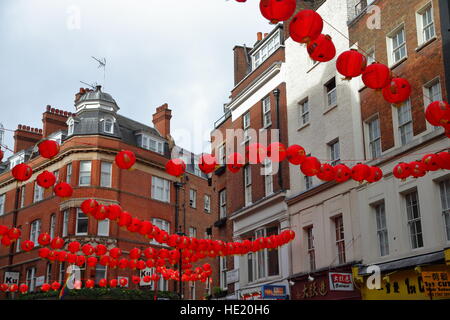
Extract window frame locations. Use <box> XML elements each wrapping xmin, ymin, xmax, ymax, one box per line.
<box><xmin>62</xmin><ymin>210</ymin><xmax>69</xmax><ymax>237</ymax></box>
<box><xmin>0</xmin><ymin>193</ymin><xmax>5</xmax><ymax>216</ymax></box>
<box><xmin>387</xmin><ymin>25</ymin><xmax>407</xmax><ymax>66</ymax></box>
<box><xmin>299</xmin><ymin>99</ymin><xmax>310</xmax><ymax>127</ymax></box>
<box><xmin>405</xmin><ymin>191</ymin><xmax>424</xmax><ymax>249</ymax></box>
<box><xmin>33</xmin><ymin>182</ymin><xmax>44</xmax><ymax>203</ymax></box>
<box><xmin>100</xmin><ymin>161</ymin><xmax>112</xmax><ymax>188</ymax></box>
<box><xmin>219</xmin><ymin>189</ymin><xmax>227</xmax><ymax>219</ymax></box>
<box><xmin>244</xmin><ymin>165</ymin><xmax>252</xmax><ymax>206</ymax></box>
<box><xmin>97</xmin><ymin>218</ymin><xmax>110</xmax><ymax>237</ymax></box>
<box><xmin>103</xmin><ymin>117</ymin><xmax>114</xmax><ymax>134</ymax></box>
<box><xmin>262</xmin><ymin>96</ymin><xmax>272</xmax><ymax>128</ymax></box>
<box><xmin>325</xmin><ymin>77</ymin><xmax>337</xmax><ymax>109</ymax></box>
<box><xmin>397</xmin><ymin>99</ymin><xmax>414</xmax><ymax>146</ymax></box>
<box><xmin>416</xmin><ymin>3</ymin><xmax>435</xmax><ymax>45</ymax></box>
<box><xmin>78</xmin><ymin>160</ymin><xmax>92</xmax><ymax>186</ymax></box>
<box><xmin>439</xmin><ymin>179</ymin><xmax>450</xmax><ymax>241</ymax></box>
<box><xmin>151</xmin><ymin>176</ymin><xmax>170</xmax><ymax>203</ymax></box>
<box><xmin>189</xmin><ymin>189</ymin><xmax>197</xmax><ymax>208</ymax></box>
<box><xmin>367</xmin><ymin>117</ymin><xmax>382</xmax><ymax>159</ymax></box>
<box><xmin>204</xmin><ymin>194</ymin><xmax>211</xmax><ymax>213</ymax></box>
<box><xmin>334</xmin><ymin>215</ymin><xmax>346</xmax><ymax>265</ymax></box>
<box><xmin>374</xmin><ymin>202</ymin><xmax>390</xmax><ymax>256</ymax></box>
<box><xmin>329</xmin><ymin>139</ymin><xmax>340</xmax><ymax>166</ymax></box>
<box><xmin>75</xmin><ymin>209</ymin><xmax>89</xmax><ymax>236</ymax></box>
<box><xmin>305</xmin><ymin>226</ymin><xmax>316</xmax><ymax>271</ymax></box>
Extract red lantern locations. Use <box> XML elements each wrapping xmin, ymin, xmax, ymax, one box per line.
<box><xmin>198</xmin><ymin>154</ymin><xmax>217</xmax><ymax>174</ymax></box>
<box><xmin>38</xmin><ymin>247</ymin><xmax>51</xmax><ymax>259</ymax></box>
<box><xmin>127</xmin><ymin>218</ymin><xmax>142</xmax><ymax>233</ymax></box>
<box><xmin>246</xmin><ymin>143</ymin><xmax>267</xmax><ymax>164</ymax></box>
<box><xmin>334</xmin><ymin>164</ymin><xmax>352</xmax><ymax>183</ymax></box>
<box><xmin>351</xmin><ymin>163</ymin><xmax>371</xmax><ymax>182</ymax></box>
<box><xmin>51</xmin><ymin>281</ymin><xmax>61</xmax><ymax>291</ymax></box>
<box><xmin>362</xmin><ymin>63</ymin><xmax>392</xmax><ymax>89</ymax></box>
<box><xmin>144</xmin><ymin>247</ymin><xmax>157</xmax><ymax>259</ymax></box>
<box><xmin>38</xmin><ymin>140</ymin><xmax>60</xmax><ymax>159</ymax></box>
<box><xmin>118</xmin><ymin>258</ymin><xmax>129</xmax><ymax>269</ymax></box>
<box><xmin>289</xmin><ymin>9</ymin><xmax>323</xmax><ymax>44</ymax></box>
<box><xmin>115</xmin><ymin>150</ymin><xmax>136</xmax><ymax>170</ymax></box>
<box><xmin>118</xmin><ymin>211</ymin><xmax>132</xmax><ymax>228</ymax></box>
<box><xmin>422</xmin><ymin>154</ymin><xmax>443</xmax><ymax>171</ymax></box>
<box><xmin>87</xmin><ymin>257</ymin><xmax>98</xmax><ymax>267</ymax></box>
<box><xmin>410</xmin><ymin>161</ymin><xmax>427</xmax><ymax>178</ymax></box>
<box><xmin>0</xmin><ymin>284</ymin><xmax>9</xmax><ymax>292</ymax></box>
<box><xmin>110</xmin><ymin>279</ymin><xmax>118</xmax><ymax>288</ymax></box>
<box><xmin>107</xmin><ymin>204</ymin><xmax>122</xmax><ymax>221</ymax></box>
<box><xmin>9</xmin><ymin>284</ymin><xmax>18</xmax><ymax>293</ymax></box>
<box><xmin>95</xmin><ymin>244</ymin><xmax>108</xmax><ymax>256</ymax></box>
<box><xmin>38</xmin><ymin>233</ymin><xmax>51</xmax><ymax>246</ymax></box>
<box><xmin>109</xmin><ymin>247</ymin><xmax>122</xmax><ymax>259</ymax></box>
<box><xmin>307</xmin><ymin>34</ymin><xmax>336</xmax><ymax>62</ymax></box>
<box><xmin>98</xmin><ymin>279</ymin><xmax>107</xmax><ymax>288</ymax></box>
<box><xmin>82</xmin><ymin>244</ymin><xmax>94</xmax><ymax>256</ymax></box>
<box><xmin>286</xmin><ymin>144</ymin><xmax>306</xmax><ymax>165</ymax></box>
<box><xmin>227</xmin><ymin>153</ymin><xmax>244</xmax><ymax>173</ymax></box>
<box><xmin>267</xmin><ymin>142</ymin><xmax>287</xmax><ymax>162</ymax></box>
<box><xmin>132</xmin><ymin>276</ymin><xmax>141</xmax><ymax>284</ymax></box>
<box><xmin>99</xmin><ymin>255</ymin><xmax>110</xmax><ymax>266</ymax></box>
<box><xmin>54</xmin><ymin>182</ymin><xmax>73</xmax><ymax>198</ymax></box>
<box><xmin>425</xmin><ymin>101</ymin><xmax>450</xmax><ymax>126</ymax></box>
<box><xmin>1</xmin><ymin>235</ymin><xmax>11</xmax><ymax>247</ymax></box>
<box><xmin>143</xmin><ymin>275</ymin><xmax>151</xmax><ymax>283</ymax></box>
<box><xmin>130</xmin><ymin>248</ymin><xmax>142</xmax><ymax>260</ymax></box>
<box><xmin>93</xmin><ymin>205</ymin><xmax>108</xmax><ymax>221</ymax></box>
<box><xmin>67</xmin><ymin>254</ymin><xmax>77</xmax><ymax>264</ymax></box>
<box><xmin>139</xmin><ymin>221</ymin><xmax>153</xmax><ymax>236</ymax></box>
<box><xmin>19</xmin><ymin>284</ymin><xmax>28</xmax><ymax>294</ymax></box>
<box><xmin>317</xmin><ymin>164</ymin><xmax>336</xmax><ymax>181</ymax></box>
<box><xmin>137</xmin><ymin>260</ymin><xmax>146</xmax><ymax>270</ymax></box>
<box><xmin>0</xmin><ymin>225</ymin><xmax>8</xmax><ymax>236</ymax></box>
<box><xmin>81</xmin><ymin>199</ymin><xmax>98</xmax><ymax>215</ymax></box>
<box><xmin>21</xmin><ymin>240</ymin><xmax>35</xmax><ymax>252</ymax></box>
<box><xmin>41</xmin><ymin>283</ymin><xmax>51</xmax><ymax>292</ymax></box>
<box><xmin>382</xmin><ymin>78</ymin><xmax>411</xmax><ymax>104</ymax></box>
<box><xmin>36</xmin><ymin>171</ymin><xmax>56</xmax><ymax>189</ymax></box>
<box><xmin>300</xmin><ymin>156</ymin><xmax>321</xmax><ymax>176</ymax></box>
<box><xmin>76</xmin><ymin>255</ymin><xmax>86</xmax><ymax>267</ymax></box>
<box><xmin>68</xmin><ymin>241</ymin><xmax>80</xmax><ymax>254</ymax></box>
<box><xmin>0</xmin><ymin>149</ymin><xmax>3</xmax><ymax>163</ymax></box>
<box><xmin>8</xmin><ymin>228</ymin><xmax>21</xmax><ymax>241</ymax></box>
<box><xmin>166</xmin><ymin>158</ymin><xmax>186</xmax><ymax>177</ymax></box>
<box><xmin>12</xmin><ymin>163</ymin><xmax>33</xmax><ymax>182</ymax></box>
<box><xmin>259</xmin><ymin>0</ymin><xmax>296</xmax><ymax>24</ymax></box>
<box><xmin>50</xmin><ymin>237</ymin><xmax>65</xmax><ymax>250</ymax></box>
<box><xmin>85</xmin><ymin>279</ymin><xmax>95</xmax><ymax>288</ymax></box>
<box><xmin>119</xmin><ymin>278</ymin><xmax>128</xmax><ymax>287</ymax></box>
<box><xmin>336</xmin><ymin>49</ymin><xmax>367</xmax><ymax>80</ymax></box>
<box><xmin>366</xmin><ymin>166</ymin><xmax>383</xmax><ymax>183</ymax></box>
<box><xmin>437</xmin><ymin>152</ymin><xmax>450</xmax><ymax>170</ymax></box>
<box><xmin>393</xmin><ymin>162</ymin><xmax>412</xmax><ymax>180</ymax></box>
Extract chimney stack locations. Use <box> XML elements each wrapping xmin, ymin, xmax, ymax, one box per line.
<box><xmin>14</xmin><ymin>125</ymin><xmax>43</xmax><ymax>153</ymax></box>
<box><xmin>42</xmin><ymin>105</ymin><xmax>71</xmax><ymax>138</ymax></box>
<box><xmin>152</xmin><ymin>103</ymin><xmax>172</xmax><ymax>138</ymax></box>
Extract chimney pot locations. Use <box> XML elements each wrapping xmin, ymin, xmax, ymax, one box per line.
<box><xmin>257</xmin><ymin>32</ymin><xmax>263</xmax><ymax>41</ymax></box>
<box><xmin>264</xmin><ymin>33</ymin><xmax>268</xmax><ymax>38</ymax></box>
<box><xmin>18</xmin><ymin>124</ymin><xmax>22</xmax><ymax>130</ymax></box>
<box><xmin>46</xmin><ymin>105</ymin><xmax>51</xmax><ymax>111</ymax></box>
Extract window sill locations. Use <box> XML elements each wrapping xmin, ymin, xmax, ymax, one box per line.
<box><xmin>389</xmin><ymin>56</ymin><xmax>408</xmax><ymax>70</ymax></box>
<box><xmin>263</xmin><ymin>123</ymin><xmax>272</xmax><ymax>130</ymax></box>
<box><xmin>323</xmin><ymin>104</ymin><xmax>338</xmax><ymax>115</ymax></box>
<box><xmin>297</xmin><ymin>122</ymin><xmax>310</xmax><ymax>132</ymax></box>
<box><xmin>415</xmin><ymin>36</ymin><xmax>437</xmax><ymax>53</ymax></box>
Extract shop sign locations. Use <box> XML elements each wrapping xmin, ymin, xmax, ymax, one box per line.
<box><xmin>3</xmin><ymin>272</ymin><xmax>19</xmax><ymax>285</ymax></box>
<box><xmin>421</xmin><ymin>272</ymin><xmax>450</xmax><ymax>298</ymax></box>
<box><xmin>226</xmin><ymin>269</ymin><xmax>239</xmax><ymax>284</ymax></box>
<box><xmin>296</xmin><ymin>280</ymin><xmax>328</xmax><ymax>299</ymax></box>
<box><xmin>140</xmin><ymin>268</ymin><xmax>152</xmax><ymax>286</ymax></box>
<box><xmin>329</xmin><ymin>272</ymin><xmax>354</xmax><ymax>291</ymax></box>
<box><xmin>35</xmin><ymin>276</ymin><xmax>45</xmax><ymax>287</ymax></box>
<box><xmin>262</xmin><ymin>285</ymin><xmax>287</xmax><ymax>299</ymax></box>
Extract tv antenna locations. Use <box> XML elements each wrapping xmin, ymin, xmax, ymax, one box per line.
<box><xmin>91</xmin><ymin>56</ymin><xmax>107</xmax><ymax>89</ymax></box>
<box><xmin>79</xmin><ymin>80</ymin><xmax>97</xmax><ymax>89</ymax></box>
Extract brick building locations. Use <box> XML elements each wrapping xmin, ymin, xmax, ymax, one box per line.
<box><xmin>211</xmin><ymin>23</ymin><xmax>292</xmax><ymax>299</ymax></box>
<box><xmin>0</xmin><ymin>86</ymin><xmax>218</xmax><ymax>300</ymax></box>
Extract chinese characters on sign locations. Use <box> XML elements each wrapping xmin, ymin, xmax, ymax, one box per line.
<box><xmin>329</xmin><ymin>273</ymin><xmax>354</xmax><ymax>291</ymax></box>
<box><xmin>299</xmin><ymin>280</ymin><xmax>328</xmax><ymax>299</ymax></box>
<box><xmin>422</xmin><ymin>272</ymin><xmax>450</xmax><ymax>298</ymax></box>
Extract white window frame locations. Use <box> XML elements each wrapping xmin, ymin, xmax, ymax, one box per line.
<box><xmin>416</xmin><ymin>3</ymin><xmax>435</xmax><ymax>45</ymax></box>
<box><xmin>244</xmin><ymin>165</ymin><xmax>252</xmax><ymax>206</ymax></box>
<box><xmin>367</xmin><ymin>117</ymin><xmax>382</xmax><ymax>159</ymax></box>
<box><xmin>76</xmin><ymin>209</ymin><xmax>88</xmax><ymax>236</ymax></box>
<box><xmin>252</xmin><ymin>30</ymin><xmax>281</xmax><ymax>69</ymax></box>
<box><xmin>141</xmin><ymin>134</ymin><xmax>164</xmax><ymax>154</ymax></box>
<box><xmin>366</xmin><ymin>48</ymin><xmax>376</xmax><ymax>65</ymax></box>
<box><xmin>97</xmin><ymin>219</ymin><xmax>110</xmax><ymax>237</ymax></box>
<box><xmin>20</xmin><ymin>186</ymin><xmax>25</xmax><ymax>208</ymax></box>
<box><xmin>204</xmin><ymin>194</ymin><xmax>211</xmax><ymax>213</ymax></box>
<box><xmin>424</xmin><ymin>78</ymin><xmax>442</xmax><ymax>106</ymax></box>
<box><xmin>219</xmin><ymin>189</ymin><xmax>227</xmax><ymax>219</ymax></box>
<box><xmin>189</xmin><ymin>189</ymin><xmax>197</xmax><ymax>208</ymax></box>
<box><xmin>100</xmin><ymin>161</ymin><xmax>112</xmax><ymax>188</ymax></box>
<box><xmin>329</xmin><ymin>139</ymin><xmax>340</xmax><ymax>166</ymax></box>
<box><xmin>387</xmin><ymin>25</ymin><xmax>407</xmax><ymax>66</ymax></box>
<box><xmin>78</xmin><ymin>160</ymin><xmax>92</xmax><ymax>186</ymax></box>
<box><xmin>439</xmin><ymin>179</ymin><xmax>450</xmax><ymax>242</ymax></box>
<box><xmin>46</xmin><ymin>263</ymin><xmax>52</xmax><ymax>283</ymax></box>
<box><xmin>219</xmin><ymin>256</ymin><xmax>227</xmax><ymax>290</ymax></box>
<box><xmin>50</xmin><ymin>214</ymin><xmax>56</xmax><ymax>239</ymax></box>
<box><xmin>325</xmin><ymin>78</ymin><xmax>337</xmax><ymax>109</ymax></box>
<box><xmin>67</xmin><ymin>118</ymin><xmax>74</xmax><ymax>136</ymax></box>
<box><xmin>9</xmin><ymin>151</ymin><xmax>25</xmax><ymax>170</ymax></box>
<box><xmin>252</xmin><ymin>226</ymin><xmax>280</xmax><ymax>281</ymax></box>
<box><xmin>103</xmin><ymin>117</ymin><xmax>114</xmax><ymax>134</ymax></box>
<box><xmin>26</xmin><ymin>268</ymin><xmax>36</xmax><ymax>292</ymax></box>
<box><xmin>62</xmin><ymin>210</ymin><xmax>69</xmax><ymax>237</ymax></box>
<box><xmin>151</xmin><ymin>176</ymin><xmax>170</xmax><ymax>203</ymax></box>
<box><xmin>95</xmin><ymin>264</ymin><xmax>108</xmax><ymax>284</ymax></box>
<box><xmin>66</xmin><ymin>163</ymin><xmax>72</xmax><ymax>184</ymax></box>
<box><xmin>299</xmin><ymin>99</ymin><xmax>309</xmax><ymax>127</ymax></box>
<box><xmin>306</xmin><ymin>226</ymin><xmax>315</xmax><ymax>271</ymax></box>
<box><xmin>263</xmin><ymin>159</ymin><xmax>273</xmax><ymax>197</ymax></box>
<box><xmin>0</xmin><ymin>193</ymin><xmax>5</xmax><ymax>216</ymax></box>
<box><xmin>334</xmin><ymin>215</ymin><xmax>346</xmax><ymax>265</ymax></box>
<box><xmin>374</xmin><ymin>203</ymin><xmax>389</xmax><ymax>256</ymax></box>
<box><xmin>405</xmin><ymin>191</ymin><xmax>424</xmax><ymax>249</ymax></box>
<box><xmin>218</xmin><ymin>143</ymin><xmax>226</xmax><ymax>166</ymax></box>
<box><xmin>397</xmin><ymin>99</ymin><xmax>413</xmax><ymax>146</ymax></box>
<box><xmin>33</xmin><ymin>182</ymin><xmax>44</xmax><ymax>203</ymax></box>
<box><xmin>262</xmin><ymin>96</ymin><xmax>272</xmax><ymax>128</ymax></box>
<box><xmin>189</xmin><ymin>227</ymin><xmax>197</xmax><ymax>239</ymax></box>
<box><xmin>150</xmin><ymin>218</ymin><xmax>170</xmax><ymax>246</ymax></box>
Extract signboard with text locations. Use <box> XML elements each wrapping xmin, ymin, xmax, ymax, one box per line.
<box><xmin>422</xmin><ymin>271</ymin><xmax>450</xmax><ymax>298</ymax></box>
<box><xmin>262</xmin><ymin>285</ymin><xmax>287</xmax><ymax>299</ymax></box>
<box><xmin>35</xmin><ymin>276</ymin><xmax>45</xmax><ymax>287</ymax></box>
<box><xmin>329</xmin><ymin>272</ymin><xmax>354</xmax><ymax>291</ymax></box>
<box><xmin>140</xmin><ymin>268</ymin><xmax>152</xmax><ymax>286</ymax></box>
<box><xmin>226</xmin><ymin>269</ymin><xmax>239</xmax><ymax>284</ymax></box>
<box><xmin>4</xmin><ymin>272</ymin><xmax>19</xmax><ymax>285</ymax></box>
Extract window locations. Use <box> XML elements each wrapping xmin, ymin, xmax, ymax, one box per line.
<box><xmin>189</xmin><ymin>227</ymin><xmax>197</xmax><ymax>239</ymax></box>
<box><xmin>151</xmin><ymin>218</ymin><xmax>170</xmax><ymax>246</ymax></box>
<box><xmin>262</xmin><ymin>97</ymin><xmax>271</xmax><ymax>128</ymax></box>
<box><xmin>252</xmin><ymin>31</ymin><xmax>281</xmax><ymax>69</ymax></box>
<box><xmin>243</xmin><ymin>112</ymin><xmax>251</xmax><ymax>142</ymax></box>
<box><xmin>219</xmin><ymin>189</ymin><xmax>227</xmax><ymax>218</ymax></box>
<box><xmin>189</xmin><ymin>282</ymin><xmax>196</xmax><ymax>300</ymax></box>
<box><xmin>219</xmin><ymin>256</ymin><xmax>227</xmax><ymax>289</ymax></box>
<box><xmin>263</xmin><ymin>159</ymin><xmax>273</xmax><ymax>196</ymax></box>
<box><xmin>50</xmin><ymin>214</ymin><xmax>56</xmax><ymax>238</ymax></box>
<box><xmin>439</xmin><ymin>179</ymin><xmax>450</xmax><ymax>241</ymax></box>
<box><xmin>16</xmin><ymin>237</ymin><xmax>21</xmax><ymax>253</ymax></box>
<box><xmin>97</xmin><ymin>219</ymin><xmax>110</xmax><ymax>236</ymax></box>
<box><xmin>26</xmin><ymin>268</ymin><xmax>36</xmax><ymax>292</ymax></box>
<box><xmin>204</xmin><ymin>195</ymin><xmax>211</xmax><ymax>213</ymax></box>
<box><xmin>329</xmin><ymin>140</ymin><xmax>340</xmax><ymax>166</ymax></box>
<box><xmin>389</xmin><ymin>27</ymin><xmax>407</xmax><ymax>65</ymax></box>
<box><xmin>76</xmin><ymin>209</ymin><xmax>88</xmax><ymax>236</ymax></box>
<box><xmin>62</xmin><ymin>210</ymin><xmax>69</xmax><ymax>237</ymax></box>
<box><xmin>368</xmin><ymin>118</ymin><xmax>381</xmax><ymax>159</ymax></box>
<box><xmin>375</xmin><ymin>203</ymin><xmax>389</xmax><ymax>256</ymax></box>
<box><xmin>34</xmin><ymin>182</ymin><xmax>44</xmax><ymax>203</ymax></box>
<box><xmin>151</xmin><ymin>176</ymin><xmax>170</xmax><ymax>203</ymax></box>
<box><xmin>417</xmin><ymin>5</ymin><xmax>435</xmax><ymax>44</ymax></box>
<box><xmin>103</xmin><ymin>118</ymin><xmax>114</xmax><ymax>134</ymax></box>
<box><xmin>29</xmin><ymin>220</ymin><xmax>41</xmax><ymax>244</ymax></box>
<box><xmin>247</xmin><ymin>252</ymin><xmax>254</xmax><ymax>283</ymax></box>
<box><xmin>9</xmin><ymin>152</ymin><xmax>25</xmax><ymax>170</ymax></box>
<box><xmin>398</xmin><ymin>100</ymin><xmax>413</xmax><ymax>146</ymax></box>
<box><xmin>306</xmin><ymin>226</ymin><xmax>315</xmax><ymax>271</ymax></box>
<box><xmin>79</xmin><ymin>161</ymin><xmax>92</xmax><ymax>186</ymax></box>
<box><xmin>59</xmin><ymin>263</ymin><xmax>66</xmax><ymax>283</ymax></box>
<box><xmin>244</xmin><ymin>165</ymin><xmax>252</xmax><ymax>206</ymax></box>
<box><xmin>218</xmin><ymin>144</ymin><xmax>226</xmax><ymax>166</ymax></box>
<box><xmin>53</xmin><ymin>170</ymin><xmax>59</xmax><ymax>182</ymax></box>
<box><xmin>141</xmin><ymin>135</ymin><xmax>164</xmax><ymax>154</ymax></box>
<box><xmin>425</xmin><ymin>80</ymin><xmax>442</xmax><ymax>104</ymax></box>
<box><xmin>46</xmin><ymin>263</ymin><xmax>52</xmax><ymax>283</ymax></box>
<box><xmin>0</xmin><ymin>193</ymin><xmax>5</xmax><ymax>216</ymax></box>
<box><xmin>325</xmin><ymin>78</ymin><xmax>337</xmax><ymax>108</ymax></box>
<box><xmin>299</xmin><ymin>99</ymin><xmax>309</xmax><ymax>126</ymax></box>
<box><xmin>67</xmin><ymin>118</ymin><xmax>74</xmax><ymax>136</ymax></box>
<box><xmin>334</xmin><ymin>215</ymin><xmax>346</xmax><ymax>264</ymax></box>
<box><xmin>66</xmin><ymin>163</ymin><xmax>72</xmax><ymax>184</ymax></box>
<box><xmin>405</xmin><ymin>191</ymin><xmax>423</xmax><ymax>249</ymax></box>
<box><xmin>20</xmin><ymin>186</ymin><xmax>26</xmax><ymax>208</ymax></box>
<box><xmin>252</xmin><ymin>226</ymin><xmax>280</xmax><ymax>279</ymax></box>
<box><xmin>95</xmin><ymin>265</ymin><xmax>107</xmax><ymax>284</ymax></box>
<box><xmin>189</xmin><ymin>189</ymin><xmax>197</xmax><ymax>208</ymax></box>
<box><xmin>305</xmin><ymin>176</ymin><xmax>313</xmax><ymax>190</ymax></box>
<box><xmin>100</xmin><ymin>162</ymin><xmax>112</xmax><ymax>188</ymax></box>
<box><xmin>367</xmin><ymin>49</ymin><xmax>376</xmax><ymax>65</ymax></box>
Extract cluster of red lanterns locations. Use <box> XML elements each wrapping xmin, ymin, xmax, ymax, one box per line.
<box><xmin>0</xmin><ymin>283</ymin><xmax>28</xmax><ymax>294</ymax></box>
<box><xmin>425</xmin><ymin>101</ymin><xmax>450</xmax><ymax>137</ymax></box>
<box><xmin>393</xmin><ymin>152</ymin><xmax>450</xmax><ymax>180</ymax></box>
<box><xmin>0</xmin><ymin>225</ymin><xmax>21</xmax><ymax>248</ymax></box>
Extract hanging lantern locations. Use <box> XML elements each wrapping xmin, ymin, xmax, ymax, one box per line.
<box><xmin>109</xmin><ymin>279</ymin><xmax>118</xmax><ymax>288</ymax></box>
<box><xmin>227</xmin><ymin>153</ymin><xmax>244</xmax><ymax>173</ymax></box>
<box><xmin>41</xmin><ymin>283</ymin><xmax>51</xmax><ymax>292</ymax></box>
<box><xmin>81</xmin><ymin>199</ymin><xmax>98</xmax><ymax>215</ymax></box>
<box><xmin>118</xmin><ymin>258</ymin><xmax>129</xmax><ymax>269</ymax></box>
<box><xmin>1</xmin><ymin>235</ymin><xmax>11</xmax><ymax>247</ymax></box>
<box><xmin>351</xmin><ymin>163</ymin><xmax>371</xmax><ymax>182</ymax></box>
<box><xmin>19</xmin><ymin>284</ymin><xmax>28</xmax><ymax>294</ymax></box>
<box><xmin>38</xmin><ymin>140</ymin><xmax>60</xmax><ymax>159</ymax></box>
<box><xmin>57</xmin><ymin>251</ymin><xmax>68</xmax><ymax>263</ymax></box>
<box><xmin>334</xmin><ymin>164</ymin><xmax>352</xmax><ymax>183</ymax></box>
<box><xmin>259</xmin><ymin>0</ymin><xmax>296</xmax><ymax>24</ymax></box>
<box><xmin>198</xmin><ymin>154</ymin><xmax>217</xmax><ymax>174</ymax></box>
<box><xmin>422</xmin><ymin>153</ymin><xmax>443</xmax><ymax>171</ymax></box>
<box><xmin>95</xmin><ymin>244</ymin><xmax>108</xmax><ymax>256</ymax></box>
<box><xmin>144</xmin><ymin>247</ymin><xmax>157</xmax><ymax>259</ymax></box>
<box><xmin>0</xmin><ymin>149</ymin><xmax>3</xmax><ymax>163</ymax></box>
<box><xmin>0</xmin><ymin>225</ymin><xmax>8</xmax><ymax>236</ymax></box>
<box><xmin>362</xmin><ymin>63</ymin><xmax>392</xmax><ymax>89</ymax></box>
<box><xmin>425</xmin><ymin>101</ymin><xmax>450</xmax><ymax>126</ymax></box>
<box><xmin>9</xmin><ymin>284</ymin><xmax>18</xmax><ymax>293</ymax></box>
<box><xmin>118</xmin><ymin>211</ymin><xmax>132</xmax><ymax>228</ymax></box>
<box><xmin>82</xmin><ymin>244</ymin><xmax>94</xmax><ymax>256</ymax></box>
<box><xmin>76</xmin><ymin>255</ymin><xmax>86</xmax><ymax>267</ymax></box>
<box><xmin>317</xmin><ymin>163</ymin><xmax>336</xmax><ymax>181</ymax></box>
<box><xmin>7</xmin><ymin>228</ymin><xmax>21</xmax><ymax>241</ymax></box>
<box><xmin>12</xmin><ymin>163</ymin><xmax>33</xmax><ymax>182</ymax></box>
<box><xmin>50</xmin><ymin>237</ymin><xmax>64</xmax><ymax>250</ymax></box>
<box><xmin>307</xmin><ymin>34</ymin><xmax>336</xmax><ymax>62</ymax></box>
<box><xmin>300</xmin><ymin>156</ymin><xmax>321</xmax><ymax>176</ymax></box>
<box><xmin>54</xmin><ymin>182</ymin><xmax>73</xmax><ymax>198</ymax></box>
<box><xmin>109</xmin><ymin>247</ymin><xmax>122</xmax><ymax>259</ymax></box>
<box><xmin>143</xmin><ymin>275</ymin><xmax>151</xmax><ymax>283</ymax></box>
<box><xmin>286</xmin><ymin>144</ymin><xmax>306</xmax><ymax>165</ymax></box>
<box><xmin>67</xmin><ymin>241</ymin><xmax>81</xmax><ymax>254</ymax></box>
<box><xmin>51</xmin><ymin>281</ymin><xmax>61</xmax><ymax>291</ymax></box>
<box><xmin>130</xmin><ymin>248</ymin><xmax>142</xmax><ymax>260</ymax></box>
<box><xmin>38</xmin><ymin>233</ymin><xmax>51</xmax><ymax>246</ymax></box>
<box><xmin>267</xmin><ymin>142</ymin><xmax>287</xmax><ymax>162</ymax></box>
<box><xmin>132</xmin><ymin>276</ymin><xmax>141</xmax><ymax>284</ymax></box>
<box><xmin>99</xmin><ymin>255</ymin><xmax>110</xmax><ymax>266</ymax></box>
<box><xmin>93</xmin><ymin>205</ymin><xmax>108</xmax><ymax>221</ymax></box>
<box><xmin>119</xmin><ymin>278</ymin><xmax>128</xmax><ymax>287</ymax></box>
<box><xmin>336</xmin><ymin>49</ymin><xmax>367</xmax><ymax>80</ymax></box>
<box><xmin>87</xmin><ymin>257</ymin><xmax>98</xmax><ymax>267</ymax></box>
<box><xmin>38</xmin><ymin>247</ymin><xmax>51</xmax><ymax>259</ymax></box>
<box><xmin>382</xmin><ymin>78</ymin><xmax>411</xmax><ymax>105</ymax></box>
<box><xmin>85</xmin><ymin>279</ymin><xmax>95</xmax><ymax>289</ymax></box>
<box><xmin>127</xmin><ymin>218</ymin><xmax>142</xmax><ymax>233</ymax></box>
<box><xmin>67</xmin><ymin>254</ymin><xmax>77</xmax><ymax>264</ymax></box>
<box><xmin>139</xmin><ymin>221</ymin><xmax>153</xmax><ymax>236</ymax></box>
<box><xmin>47</xmin><ymin>250</ymin><xmax>57</xmax><ymax>262</ymax></box>
<box><xmin>36</xmin><ymin>171</ymin><xmax>56</xmax><ymax>189</ymax></box>
<box><xmin>21</xmin><ymin>240</ymin><xmax>35</xmax><ymax>252</ymax></box>
<box><xmin>393</xmin><ymin>162</ymin><xmax>412</xmax><ymax>180</ymax></box>
<box><xmin>98</xmin><ymin>279</ymin><xmax>107</xmax><ymax>288</ymax></box>
<box><xmin>115</xmin><ymin>150</ymin><xmax>136</xmax><ymax>170</ymax></box>
<box><xmin>410</xmin><ymin>161</ymin><xmax>427</xmax><ymax>178</ymax></box>
<box><xmin>246</xmin><ymin>143</ymin><xmax>267</xmax><ymax>164</ymax></box>
<box><xmin>366</xmin><ymin>166</ymin><xmax>383</xmax><ymax>183</ymax></box>
<box><xmin>166</xmin><ymin>158</ymin><xmax>186</xmax><ymax>177</ymax></box>
<box><xmin>437</xmin><ymin>151</ymin><xmax>450</xmax><ymax>170</ymax></box>
<box><xmin>289</xmin><ymin>9</ymin><xmax>323</xmax><ymax>44</ymax></box>
<box><xmin>107</xmin><ymin>204</ymin><xmax>122</xmax><ymax>221</ymax></box>
<box><xmin>0</xmin><ymin>284</ymin><xmax>9</xmax><ymax>292</ymax></box>
<box><xmin>137</xmin><ymin>260</ymin><xmax>146</xmax><ymax>270</ymax></box>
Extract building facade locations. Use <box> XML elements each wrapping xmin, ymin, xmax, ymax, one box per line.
<box><xmin>0</xmin><ymin>87</ymin><xmax>218</xmax><ymax>300</ymax></box>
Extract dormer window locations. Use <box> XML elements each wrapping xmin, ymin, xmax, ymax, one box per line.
<box><xmin>103</xmin><ymin>117</ymin><xmax>114</xmax><ymax>134</ymax></box>
<box><xmin>9</xmin><ymin>151</ymin><xmax>25</xmax><ymax>170</ymax></box>
<box><xmin>67</xmin><ymin>118</ymin><xmax>74</xmax><ymax>136</ymax></box>
<box><xmin>141</xmin><ymin>134</ymin><xmax>164</xmax><ymax>154</ymax></box>
<box><xmin>252</xmin><ymin>29</ymin><xmax>281</xmax><ymax>70</ymax></box>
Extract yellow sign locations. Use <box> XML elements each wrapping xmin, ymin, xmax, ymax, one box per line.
<box><xmin>422</xmin><ymin>272</ymin><xmax>450</xmax><ymax>298</ymax></box>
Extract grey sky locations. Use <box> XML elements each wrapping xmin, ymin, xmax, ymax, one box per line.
<box><xmin>0</xmin><ymin>0</ymin><xmax>272</xmax><ymax>158</ymax></box>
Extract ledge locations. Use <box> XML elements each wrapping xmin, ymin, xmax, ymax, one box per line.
<box><xmin>297</xmin><ymin>122</ymin><xmax>310</xmax><ymax>132</ymax></box>
<box><xmin>415</xmin><ymin>36</ymin><xmax>437</xmax><ymax>53</ymax></box>
<box><xmin>389</xmin><ymin>56</ymin><xmax>408</xmax><ymax>71</ymax></box>
<box><xmin>323</xmin><ymin>104</ymin><xmax>338</xmax><ymax>115</ymax></box>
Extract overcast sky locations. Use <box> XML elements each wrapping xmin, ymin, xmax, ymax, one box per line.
<box><xmin>0</xmin><ymin>0</ymin><xmax>272</xmax><ymax>158</ymax></box>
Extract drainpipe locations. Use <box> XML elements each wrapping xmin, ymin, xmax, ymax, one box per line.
<box><xmin>273</xmin><ymin>88</ymin><xmax>284</xmax><ymax>191</ymax></box>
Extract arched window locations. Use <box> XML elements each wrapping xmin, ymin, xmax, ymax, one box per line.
<box><xmin>67</xmin><ymin>118</ymin><xmax>74</xmax><ymax>136</ymax></box>
<box><xmin>104</xmin><ymin>118</ymin><xmax>114</xmax><ymax>134</ymax></box>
